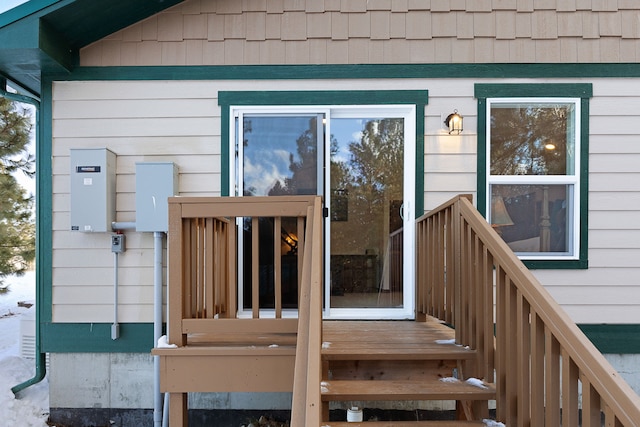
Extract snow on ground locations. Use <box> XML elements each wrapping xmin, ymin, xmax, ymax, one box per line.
<box><xmin>0</xmin><ymin>271</ymin><xmax>50</xmax><ymax>426</ymax></box>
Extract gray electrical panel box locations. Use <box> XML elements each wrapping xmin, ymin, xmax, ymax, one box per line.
<box><xmin>135</xmin><ymin>162</ymin><xmax>179</xmax><ymax>232</ymax></box>
<box><xmin>70</xmin><ymin>148</ymin><xmax>116</xmax><ymax>232</ymax></box>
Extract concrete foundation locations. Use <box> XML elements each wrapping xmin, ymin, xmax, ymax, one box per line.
<box><xmin>47</xmin><ymin>352</ymin><xmax>640</xmax><ymax>425</ymax></box>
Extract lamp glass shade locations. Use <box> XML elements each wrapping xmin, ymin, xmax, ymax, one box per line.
<box><xmin>490</xmin><ymin>195</ymin><xmax>514</xmax><ymax>227</ymax></box>
<box><xmin>444</xmin><ymin>111</ymin><xmax>463</xmax><ymax>135</ymax></box>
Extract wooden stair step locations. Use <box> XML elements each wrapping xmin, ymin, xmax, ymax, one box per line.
<box><xmin>152</xmin><ymin>344</ymin><xmax>295</xmax><ymax>357</ymax></box>
<box><xmin>321</xmin><ymin>380</ymin><xmax>496</xmax><ymax>401</ymax></box>
<box><xmin>322</xmin><ymin>421</ymin><xmax>489</xmax><ymax>426</ymax></box>
<box><xmin>322</xmin><ymin>344</ymin><xmax>476</xmax><ymax>361</ymax></box>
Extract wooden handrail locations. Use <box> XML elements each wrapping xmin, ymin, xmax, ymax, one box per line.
<box><xmin>417</xmin><ymin>195</ymin><xmax>640</xmax><ymax>426</ymax></box>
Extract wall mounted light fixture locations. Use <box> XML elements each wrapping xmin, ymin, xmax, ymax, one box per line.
<box><xmin>444</xmin><ymin>110</ymin><xmax>463</xmax><ymax>135</ymax></box>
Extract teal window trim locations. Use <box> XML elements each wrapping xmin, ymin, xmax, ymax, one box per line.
<box><xmin>218</xmin><ymin>90</ymin><xmax>428</xmax><ymax>216</ymax></box>
<box><xmin>475</xmin><ymin>83</ymin><xmax>592</xmax><ymax>269</ymax></box>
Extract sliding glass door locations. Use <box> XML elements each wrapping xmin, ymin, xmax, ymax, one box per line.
<box><xmin>233</xmin><ymin>106</ymin><xmax>415</xmax><ymax>319</ymax></box>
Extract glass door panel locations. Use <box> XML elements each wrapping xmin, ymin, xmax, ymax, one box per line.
<box><xmin>239</xmin><ymin>114</ymin><xmax>323</xmax><ymax>312</ymax></box>
<box><xmin>328</xmin><ymin>118</ymin><xmax>405</xmax><ymax>309</ymax></box>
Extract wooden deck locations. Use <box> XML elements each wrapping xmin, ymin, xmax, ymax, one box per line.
<box><xmin>322</xmin><ymin>319</ymin><xmax>476</xmax><ymax>361</ymax></box>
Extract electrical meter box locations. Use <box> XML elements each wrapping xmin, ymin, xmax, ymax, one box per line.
<box><xmin>135</xmin><ymin>162</ymin><xmax>179</xmax><ymax>232</ymax></box>
<box><xmin>70</xmin><ymin>148</ymin><xmax>116</xmax><ymax>232</ymax></box>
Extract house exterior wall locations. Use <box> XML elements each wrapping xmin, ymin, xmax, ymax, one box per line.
<box><xmin>40</xmin><ymin>0</ymin><xmax>640</xmax><ymax>422</ymax></box>
<box><xmin>51</xmin><ymin>77</ymin><xmax>640</xmax><ymax>325</ymax></box>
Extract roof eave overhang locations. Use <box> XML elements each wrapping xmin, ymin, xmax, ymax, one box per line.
<box><xmin>0</xmin><ymin>0</ymin><xmax>184</xmax><ymax>96</ymax></box>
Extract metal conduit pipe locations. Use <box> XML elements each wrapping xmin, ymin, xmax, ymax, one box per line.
<box><xmin>153</xmin><ymin>231</ymin><xmax>165</xmax><ymax>427</ymax></box>
<box><xmin>113</xmin><ymin>251</ymin><xmax>120</xmax><ymax>339</ymax></box>
<box><xmin>2</xmin><ymin>81</ymin><xmax>45</xmax><ymax>397</ymax></box>
<box><xmin>111</xmin><ymin>221</ymin><xmax>136</xmax><ymax>231</ymax></box>
<box><xmin>113</xmin><ymin>223</ymin><xmax>166</xmax><ymax>426</ymax></box>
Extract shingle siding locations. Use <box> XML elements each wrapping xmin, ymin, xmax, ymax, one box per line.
<box><xmin>81</xmin><ymin>0</ymin><xmax>640</xmax><ymax>65</ymax></box>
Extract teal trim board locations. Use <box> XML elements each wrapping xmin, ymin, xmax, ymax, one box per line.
<box><xmin>45</xmin><ymin>63</ymin><xmax>640</xmax><ymax>85</ymax></box>
<box><xmin>475</xmin><ymin>83</ymin><xmax>591</xmax><ymax>270</ymax></box>
<box><xmin>39</xmin><ymin>78</ymin><xmax>53</xmax><ymax>324</ymax></box>
<box><xmin>579</xmin><ymin>325</ymin><xmax>640</xmax><ymax>354</ymax></box>
<box><xmin>41</xmin><ymin>323</ymin><xmax>155</xmax><ymax>353</ymax></box>
<box><xmin>218</xmin><ymin>90</ymin><xmax>428</xmax><ymax>215</ymax></box>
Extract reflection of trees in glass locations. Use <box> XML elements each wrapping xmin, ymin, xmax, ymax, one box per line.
<box><xmin>349</xmin><ymin>119</ymin><xmax>403</xmax><ymax>200</ymax></box>
<box><xmin>491</xmin><ymin>105</ymin><xmax>572</xmax><ymax>176</ymax></box>
<box><xmin>268</xmin><ymin>117</ymin><xmax>319</xmax><ymax>196</ymax></box>
<box><xmin>330</xmin><ymin>118</ymin><xmax>404</xmax><ymax>257</ymax></box>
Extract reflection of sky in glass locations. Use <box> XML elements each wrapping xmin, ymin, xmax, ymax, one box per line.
<box><xmin>331</xmin><ymin>119</ymin><xmax>356</xmax><ymax>165</ymax></box>
<box><xmin>331</xmin><ymin>118</ymin><xmax>374</xmax><ymax>166</ymax></box>
<box><xmin>243</xmin><ymin>116</ymin><xmax>316</xmax><ymax>195</ymax></box>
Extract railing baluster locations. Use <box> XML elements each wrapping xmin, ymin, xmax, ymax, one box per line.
<box><xmin>187</xmin><ymin>218</ymin><xmax>196</xmax><ymax>320</ymax></box>
<box><xmin>227</xmin><ymin>218</ymin><xmax>236</xmax><ymax>318</ymax></box>
<box><xmin>415</xmin><ymin>221</ymin><xmax>423</xmax><ymax>317</ymax></box>
<box><xmin>251</xmin><ymin>216</ymin><xmax>259</xmax><ymax>318</ymax></box>
<box><xmin>517</xmin><ymin>290</ymin><xmax>531</xmax><ymax>427</ymax></box>
<box><xmin>215</xmin><ymin>219</ymin><xmax>226</xmax><ymax>315</ymax></box>
<box><xmin>297</xmin><ymin>216</ymin><xmax>304</xmax><ymax>305</ymax></box>
<box><xmin>495</xmin><ymin>264</ymin><xmax>506</xmax><ymax>421</ymax></box>
<box><xmin>205</xmin><ymin>218</ymin><xmax>215</xmax><ymax>318</ymax></box>
<box><xmin>472</xmin><ymin>234</ymin><xmax>482</xmax><ymax>353</ymax></box>
<box><xmin>453</xmin><ymin>205</ymin><xmax>462</xmax><ymax>340</ymax></box>
<box><xmin>531</xmin><ymin>310</ymin><xmax>545</xmax><ymax>425</ymax></box>
<box><xmin>429</xmin><ymin>212</ymin><xmax>436</xmax><ymax>317</ymax></box>
<box><xmin>435</xmin><ymin>211</ymin><xmax>444</xmax><ymax>319</ymax></box>
<box><xmin>197</xmin><ymin>218</ymin><xmax>206</xmax><ymax>318</ymax></box>
<box><xmin>481</xmin><ymin>247</ymin><xmax>494</xmax><ymax>381</ymax></box>
<box><xmin>545</xmin><ymin>329</ymin><xmax>561</xmax><ymax>425</ymax></box>
<box><xmin>274</xmin><ymin>216</ymin><xmax>282</xmax><ymax>318</ymax></box>
<box><xmin>561</xmin><ymin>349</ymin><xmax>580</xmax><ymax>427</ymax></box>
<box><xmin>504</xmin><ymin>278</ymin><xmax>518</xmax><ymax>425</ymax></box>
<box><xmin>581</xmin><ymin>375</ymin><xmax>602</xmax><ymax>427</ymax></box>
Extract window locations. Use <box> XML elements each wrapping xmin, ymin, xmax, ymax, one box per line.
<box><xmin>475</xmin><ymin>84</ymin><xmax>592</xmax><ymax>269</ymax></box>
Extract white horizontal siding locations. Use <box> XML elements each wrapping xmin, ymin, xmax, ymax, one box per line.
<box><xmin>590</xmin><ymin>192</ymin><xmax>640</xmax><ymax>211</ymax></box>
<box><xmin>53</xmin><ymin>266</ymin><xmax>151</xmax><ymax>283</ymax></box>
<box><xmin>51</xmin><ymin>77</ymin><xmax>640</xmax><ymax>325</ymax></box>
<box><xmin>52</xmin><ymin>80</ymin><xmax>223</xmax><ymax>322</ymax></box>
<box><xmin>52</xmin><ymin>136</ymin><xmax>220</xmax><ymax>156</ymax></box>
<box><xmin>52</xmin><ymin>305</ymin><xmax>154</xmax><ymax>323</ymax></box>
<box><xmin>54</xmin><ymin>117</ymin><xmax>220</xmax><ymax>138</ymax></box>
<box><xmin>534</xmin><ymin>268</ymin><xmax>640</xmax><ymax>286</ymax></box>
